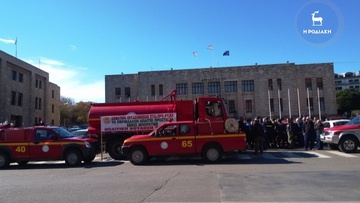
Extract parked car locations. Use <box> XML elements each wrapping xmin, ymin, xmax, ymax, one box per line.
<box><xmin>321</xmin><ymin>116</ymin><xmax>360</xmax><ymax>152</ymax></box>
<box><xmin>71</xmin><ymin>129</ymin><xmax>89</xmax><ymax>138</ymax></box>
<box><xmin>323</xmin><ymin>119</ymin><xmax>350</xmax><ymax>129</ymax></box>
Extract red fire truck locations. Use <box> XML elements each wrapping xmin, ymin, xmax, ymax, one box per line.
<box><xmin>0</xmin><ymin>124</ymin><xmax>98</xmax><ymax>169</ymax></box>
<box><xmin>88</xmin><ymin>90</ymin><xmax>244</xmax><ymax>160</ymax></box>
<box><xmin>122</xmin><ymin>120</ymin><xmax>246</xmax><ymax>165</ymax></box>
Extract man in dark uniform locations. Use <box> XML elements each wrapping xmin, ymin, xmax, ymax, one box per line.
<box><xmin>302</xmin><ymin>117</ymin><xmax>315</xmax><ymax>150</ymax></box>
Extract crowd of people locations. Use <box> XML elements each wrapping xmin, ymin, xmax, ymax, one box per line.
<box><xmin>239</xmin><ymin>116</ymin><xmax>325</xmax><ymax>154</ymax></box>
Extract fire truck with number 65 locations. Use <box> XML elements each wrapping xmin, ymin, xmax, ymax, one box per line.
<box><xmin>88</xmin><ymin>90</ymin><xmax>246</xmax><ymax>160</ymax></box>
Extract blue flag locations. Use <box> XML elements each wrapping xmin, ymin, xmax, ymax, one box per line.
<box><xmin>223</xmin><ymin>50</ymin><xmax>229</xmax><ymax>56</ymax></box>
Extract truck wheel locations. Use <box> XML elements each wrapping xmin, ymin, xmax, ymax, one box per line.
<box><xmin>129</xmin><ymin>148</ymin><xmax>148</xmax><ymax>165</ymax></box>
<box><xmin>65</xmin><ymin>149</ymin><xmax>82</xmax><ymax>166</ymax></box>
<box><xmin>328</xmin><ymin>144</ymin><xmax>339</xmax><ymax>150</ymax></box>
<box><xmin>0</xmin><ymin>153</ymin><xmax>10</xmax><ymax>169</ymax></box>
<box><xmin>339</xmin><ymin>136</ymin><xmax>358</xmax><ymax>153</ymax></box>
<box><xmin>108</xmin><ymin>139</ymin><xmax>126</xmax><ymax>160</ymax></box>
<box><xmin>17</xmin><ymin>161</ymin><xmax>29</xmax><ymax>166</ymax></box>
<box><xmin>203</xmin><ymin>145</ymin><xmax>222</xmax><ymax>162</ymax></box>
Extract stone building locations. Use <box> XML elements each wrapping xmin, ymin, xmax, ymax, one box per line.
<box><xmin>105</xmin><ymin>62</ymin><xmax>337</xmax><ymax>120</ymax></box>
<box><xmin>0</xmin><ymin>50</ymin><xmax>60</xmax><ymax>127</ymax></box>
<box><xmin>334</xmin><ymin>71</ymin><xmax>360</xmax><ymax>91</ymax></box>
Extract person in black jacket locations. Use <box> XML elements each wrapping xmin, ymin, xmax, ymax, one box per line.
<box><xmin>302</xmin><ymin>117</ymin><xmax>315</xmax><ymax>150</ymax></box>
<box><xmin>252</xmin><ymin>118</ymin><xmax>265</xmax><ymax>154</ymax></box>
<box><xmin>314</xmin><ymin>119</ymin><xmax>324</xmax><ymax>150</ymax></box>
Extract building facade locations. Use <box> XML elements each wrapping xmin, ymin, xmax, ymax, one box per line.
<box><xmin>105</xmin><ymin>62</ymin><xmax>337</xmax><ymax>120</ymax></box>
<box><xmin>0</xmin><ymin>50</ymin><xmax>60</xmax><ymax>127</ymax></box>
<box><xmin>334</xmin><ymin>71</ymin><xmax>360</xmax><ymax>91</ymax></box>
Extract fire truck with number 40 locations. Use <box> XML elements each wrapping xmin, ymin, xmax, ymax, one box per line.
<box><xmin>88</xmin><ymin>90</ymin><xmax>246</xmax><ymax>161</ymax></box>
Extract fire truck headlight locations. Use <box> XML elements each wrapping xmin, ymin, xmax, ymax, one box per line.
<box><xmin>84</xmin><ymin>141</ymin><xmax>92</xmax><ymax>148</ymax></box>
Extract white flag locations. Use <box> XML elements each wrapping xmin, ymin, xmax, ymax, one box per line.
<box><xmin>192</xmin><ymin>51</ymin><xmax>198</xmax><ymax>57</ymax></box>
<box><xmin>207</xmin><ymin>45</ymin><xmax>213</xmax><ymax>50</ymax></box>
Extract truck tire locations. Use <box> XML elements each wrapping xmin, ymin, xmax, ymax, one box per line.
<box><xmin>339</xmin><ymin>136</ymin><xmax>358</xmax><ymax>153</ymax></box>
<box><xmin>0</xmin><ymin>152</ymin><xmax>10</xmax><ymax>169</ymax></box>
<box><xmin>129</xmin><ymin>147</ymin><xmax>148</xmax><ymax>165</ymax></box>
<box><xmin>203</xmin><ymin>145</ymin><xmax>222</xmax><ymax>162</ymax></box>
<box><xmin>108</xmin><ymin>139</ymin><xmax>126</xmax><ymax>160</ymax></box>
<box><xmin>65</xmin><ymin>149</ymin><xmax>82</xmax><ymax>166</ymax></box>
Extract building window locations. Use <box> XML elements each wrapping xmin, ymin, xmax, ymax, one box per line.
<box><xmin>305</xmin><ymin>78</ymin><xmax>312</xmax><ymax>90</ymax></box>
<box><xmin>228</xmin><ymin>100</ymin><xmax>236</xmax><ymax>113</ymax></box>
<box><xmin>176</xmin><ymin>83</ymin><xmax>188</xmax><ymax>95</ymax></box>
<box><xmin>115</xmin><ymin>87</ymin><xmax>121</xmax><ymax>99</ymax></box>
<box><xmin>125</xmin><ymin>87</ymin><xmax>131</xmax><ymax>98</ymax></box>
<box><xmin>306</xmin><ymin>98</ymin><xmax>314</xmax><ymax>111</ymax></box>
<box><xmin>192</xmin><ymin>83</ymin><xmax>204</xmax><ymax>94</ymax></box>
<box><xmin>35</xmin><ymin>97</ymin><xmax>38</xmax><ymax>109</ymax></box>
<box><xmin>225</xmin><ymin>81</ymin><xmax>237</xmax><ymax>93</ymax></box>
<box><xmin>270</xmin><ymin>98</ymin><xmax>274</xmax><ymax>112</ymax></box>
<box><xmin>208</xmin><ymin>81</ymin><xmax>220</xmax><ymax>94</ymax></box>
<box><xmin>242</xmin><ymin>80</ymin><xmax>254</xmax><ymax>92</ymax></box>
<box><xmin>35</xmin><ymin>79</ymin><xmax>38</xmax><ymax>88</ymax></box>
<box><xmin>39</xmin><ymin>81</ymin><xmax>42</xmax><ymax>89</ymax></box>
<box><xmin>17</xmin><ymin>93</ymin><xmax>23</xmax><ymax>107</ymax></box>
<box><xmin>19</xmin><ymin>73</ymin><xmax>23</xmax><ymax>83</ymax></box>
<box><xmin>52</xmin><ymin>90</ymin><xmax>55</xmax><ymax>98</ymax></box>
<box><xmin>11</xmin><ymin>91</ymin><xmax>16</xmax><ymax>105</ymax></box>
<box><xmin>316</xmin><ymin>78</ymin><xmax>323</xmax><ymax>90</ymax></box>
<box><xmin>151</xmin><ymin>85</ymin><xmax>155</xmax><ymax>96</ymax></box>
<box><xmin>12</xmin><ymin>70</ymin><xmax>17</xmax><ymax>81</ymax></box>
<box><xmin>159</xmin><ymin>84</ymin><xmax>163</xmax><ymax>96</ymax></box>
<box><xmin>320</xmin><ymin>97</ymin><xmax>325</xmax><ymax>111</ymax></box>
<box><xmin>268</xmin><ymin>79</ymin><xmax>273</xmax><ymax>91</ymax></box>
<box><xmin>52</xmin><ymin>104</ymin><xmax>55</xmax><ymax>113</ymax></box>
<box><xmin>39</xmin><ymin>98</ymin><xmax>42</xmax><ymax>110</ymax></box>
<box><xmin>245</xmin><ymin>99</ymin><xmax>252</xmax><ymax>113</ymax></box>
<box><xmin>277</xmin><ymin>78</ymin><xmax>282</xmax><ymax>90</ymax></box>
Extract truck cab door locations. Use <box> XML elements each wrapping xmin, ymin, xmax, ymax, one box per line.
<box><xmin>154</xmin><ymin>123</ymin><xmax>196</xmax><ymax>156</ymax></box>
<box><xmin>29</xmin><ymin>129</ymin><xmax>62</xmax><ymax>159</ymax></box>
<box><xmin>197</xmin><ymin>99</ymin><xmax>226</xmax><ymax>135</ymax></box>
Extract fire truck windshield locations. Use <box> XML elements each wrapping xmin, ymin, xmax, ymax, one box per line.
<box><xmin>53</xmin><ymin>127</ymin><xmax>74</xmax><ymax>138</ymax></box>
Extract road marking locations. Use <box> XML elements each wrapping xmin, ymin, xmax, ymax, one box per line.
<box><xmin>261</xmin><ymin>153</ymin><xmax>277</xmax><ymax>159</ymax></box>
<box><xmin>303</xmin><ymin>151</ymin><xmax>331</xmax><ymax>158</ymax></box>
<box><xmin>281</xmin><ymin>152</ymin><xmax>302</xmax><ymax>158</ymax></box>
<box><xmin>327</xmin><ymin>151</ymin><xmax>358</xmax><ymax>158</ymax></box>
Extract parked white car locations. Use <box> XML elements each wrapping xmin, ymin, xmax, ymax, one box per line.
<box><xmin>323</xmin><ymin>119</ymin><xmax>350</xmax><ymax>129</ymax></box>
<box><xmin>70</xmin><ymin>129</ymin><xmax>89</xmax><ymax>138</ymax></box>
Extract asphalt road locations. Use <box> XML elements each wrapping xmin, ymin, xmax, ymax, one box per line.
<box><xmin>1</xmin><ymin>148</ymin><xmax>360</xmax><ymax>203</ymax></box>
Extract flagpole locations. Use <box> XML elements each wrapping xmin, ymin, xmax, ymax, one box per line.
<box><xmin>15</xmin><ymin>37</ymin><xmax>17</xmax><ymax>58</ymax></box>
<box><xmin>297</xmin><ymin>88</ymin><xmax>301</xmax><ymax>117</ymax></box>
<box><xmin>288</xmin><ymin>89</ymin><xmax>291</xmax><ymax>119</ymax></box>
<box><xmin>317</xmin><ymin>87</ymin><xmax>321</xmax><ymax>120</ymax></box>
<box><xmin>278</xmin><ymin>89</ymin><xmax>281</xmax><ymax>119</ymax></box>
<box><xmin>268</xmin><ymin>89</ymin><xmax>272</xmax><ymax>119</ymax></box>
<box><xmin>307</xmin><ymin>88</ymin><xmax>311</xmax><ymax>118</ymax></box>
